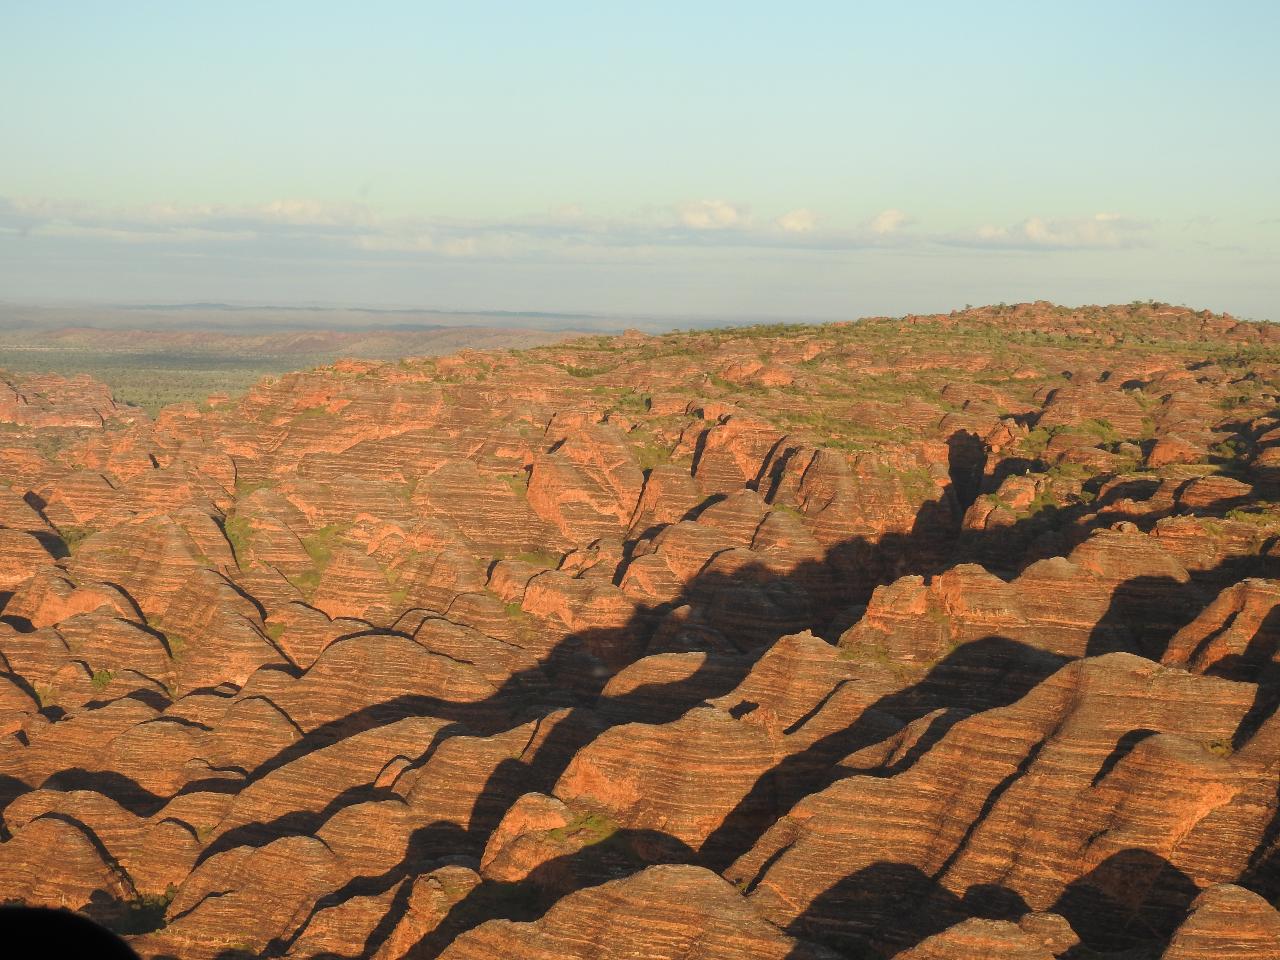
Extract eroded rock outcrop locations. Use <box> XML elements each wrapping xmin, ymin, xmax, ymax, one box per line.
<box><xmin>2</xmin><ymin>303</ymin><xmax>1280</xmax><ymax>958</ymax></box>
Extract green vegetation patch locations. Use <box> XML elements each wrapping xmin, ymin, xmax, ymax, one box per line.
<box><xmin>159</xmin><ymin>628</ymin><xmax>188</xmax><ymax>661</ymax></box>
<box><xmin>546</xmin><ymin>811</ymin><xmax>619</xmax><ymax>846</ymax></box>
<box><xmin>285</xmin><ymin>522</ymin><xmax>349</xmax><ymax>598</ymax></box>
<box><xmin>510</xmin><ymin>548</ymin><xmax>562</xmax><ymax>568</ymax></box>
<box><xmin>0</xmin><ymin>348</ymin><xmax>334</xmax><ymax>416</ymax></box>
<box><xmin>1225</xmin><ymin>505</ymin><xmax>1280</xmax><ymax>526</ymax></box>
<box><xmin>1078</xmin><ymin>418</ymin><xmax>1120</xmax><ymax>444</ymax></box>
<box><xmin>300</xmin><ymin>523</ymin><xmax>346</xmax><ymax>569</ymax></box>
<box><xmin>223</xmin><ymin>514</ymin><xmax>252</xmax><ymax>567</ymax></box>
<box><xmin>565</xmin><ymin>363</ymin><xmax>617</xmax><ymax>378</ymax></box>
<box><xmin>234</xmin><ymin>476</ymin><xmax>274</xmax><ymax>498</ymax></box>
<box><xmin>109</xmin><ymin>885</ymin><xmax>177</xmax><ymax>936</ymax></box>
<box><xmin>633</xmin><ymin>441</ymin><xmax>670</xmax><ymax>472</ymax></box>
<box><xmin>608</xmin><ymin>388</ymin><xmax>651</xmax><ymax>413</ymax></box>
<box><xmin>57</xmin><ymin>524</ymin><xmax>95</xmax><ymax>554</ymax></box>
<box><xmin>33</xmin><ymin>682</ymin><xmax>57</xmax><ymax>709</ymax></box>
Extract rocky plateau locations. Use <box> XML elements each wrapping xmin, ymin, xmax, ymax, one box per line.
<box><xmin>2</xmin><ymin>301</ymin><xmax>1279</xmax><ymax>958</ymax></box>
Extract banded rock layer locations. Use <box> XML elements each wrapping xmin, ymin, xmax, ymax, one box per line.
<box><xmin>1</xmin><ymin>302</ymin><xmax>1279</xmax><ymax>958</ymax></box>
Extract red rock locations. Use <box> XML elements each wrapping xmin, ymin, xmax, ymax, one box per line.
<box><xmin>284</xmin><ymin>881</ymin><xmax>403</xmax><ymax>958</ymax></box>
<box><xmin>0</xmin><ymin>372</ymin><xmax>131</xmax><ymax>430</ymax></box>
<box><xmin>0</xmin><ymin>815</ymin><xmax>136</xmax><ymax>920</ymax></box>
<box><xmin>436</xmin><ymin>864</ymin><xmax>835</xmax><ymax>960</ymax></box>
<box><xmin>2</xmin><ymin>570</ymin><xmax>140</xmax><ymax>628</ymax></box>
<box><xmin>733</xmin><ymin>654</ymin><xmax>1267</xmax><ymax>955</ymax></box>
<box><xmin>527</xmin><ymin>423</ymin><xmax>645</xmax><ymax>542</ymax></box>
<box><xmin>1164</xmin><ymin>578</ymin><xmax>1280</xmax><ymax>677</ymax></box>
<box><xmin>261</xmin><ymin>632</ymin><xmax>502</xmax><ymax>734</ymax></box>
<box><xmin>629</xmin><ymin>463</ymin><xmax>704</xmax><ymax>531</ymax></box>
<box><xmin>553</xmin><ymin>706</ymin><xmax>782</xmax><ymax>865</ymax></box>
<box><xmin>132</xmin><ymin>835</ymin><xmax>348</xmax><ymax>959</ymax></box>
<box><xmin>0</xmin><ymin>528</ymin><xmax>55</xmax><ymax>591</ymax></box>
<box><xmin>206</xmin><ymin>717</ymin><xmax>450</xmax><ymax>849</ymax></box>
<box><xmin>692</xmin><ymin>416</ymin><xmax>784</xmax><ymax>495</ymax></box>
<box><xmin>1162</xmin><ymin>884</ymin><xmax>1280</xmax><ymax>959</ymax></box>
<box><xmin>1149</xmin><ymin>434</ymin><xmax>1208</xmax><ymax>467</ymax></box>
<box><xmin>4</xmin><ymin>304</ymin><xmax>1280</xmax><ymax>957</ymax></box>
<box><xmin>5</xmin><ymin>696</ymin><xmax>160</xmax><ymax>796</ymax></box>
<box><xmin>895</xmin><ymin>919</ymin><xmax>1056</xmax><ymax>959</ymax></box>
<box><xmin>1176</xmin><ymin>475</ymin><xmax>1254</xmax><ymax>513</ymax></box>
<box><xmin>0</xmin><ymin>487</ymin><xmax>54</xmax><ymax>535</ymax></box>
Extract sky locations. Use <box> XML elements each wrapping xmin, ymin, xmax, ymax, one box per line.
<box><xmin>2</xmin><ymin>1</ymin><xmax>1278</xmax><ymax>322</ymax></box>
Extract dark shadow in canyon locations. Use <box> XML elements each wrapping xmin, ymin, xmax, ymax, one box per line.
<box><xmin>9</xmin><ymin>474</ymin><xmax>1280</xmax><ymax>956</ymax></box>
<box><xmin>779</xmin><ymin>848</ymin><xmax>1201</xmax><ymax>958</ymax></box>
<box><xmin>381</xmin><ymin>501</ymin><xmax>1279</xmax><ymax>955</ymax></box>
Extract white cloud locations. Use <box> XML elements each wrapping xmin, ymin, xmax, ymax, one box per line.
<box><xmin>0</xmin><ymin>195</ymin><xmax>1166</xmax><ymax>265</ymax></box>
<box><xmin>776</xmin><ymin>208</ymin><xmax>817</xmax><ymax>233</ymax></box>
<box><xmin>255</xmin><ymin>199</ymin><xmax>374</xmax><ymax>226</ymax></box>
<box><xmin>962</xmin><ymin>212</ymin><xmax>1149</xmax><ymax>250</ymax></box>
<box><xmin>867</xmin><ymin>208</ymin><xmax>909</xmax><ymax>234</ymax></box>
<box><xmin>676</xmin><ymin>199</ymin><xmax>746</xmax><ymax>230</ymax></box>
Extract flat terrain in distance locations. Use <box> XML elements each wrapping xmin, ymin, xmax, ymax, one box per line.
<box><xmin>0</xmin><ymin>310</ymin><xmax>591</xmax><ymax>412</ymax></box>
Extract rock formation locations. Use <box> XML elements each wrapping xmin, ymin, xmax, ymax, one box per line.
<box><xmin>2</xmin><ymin>301</ymin><xmax>1279</xmax><ymax>958</ymax></box>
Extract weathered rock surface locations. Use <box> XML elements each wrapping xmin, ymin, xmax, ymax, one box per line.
<box><xmin>2</xmin><ymin>302</ymin><xmax>1280</xmax><ymax>958</ymax></box>
<box><xmin>436</xmin><ymin>865</ymin><xmax>836</xmax><ymax>960</ymax></box>
<box><xmin>1161</xmin><ymin>884</ymin><xmax>1280</xmax><ymax>959</ymax></box>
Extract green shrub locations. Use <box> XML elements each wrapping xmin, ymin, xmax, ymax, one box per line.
<box><xmin>58</xmin><ymin>525</ymin><xmax>94</xmax><ymax>554</ymax></box>
<box><xmin>511</xmin><ymin>549</ymin><xmax>561</xmax><ymax>568</ymax></box>
<box><xmin>546</xmin><ymin>811</ymin><xmax>618</xmax><ymax>845</ymax></box>
<box><xmin>610</xmin><ymin>388</ymin><xmax>650</xmax><ymax>413</ymax></box>
<box><xmin>293</xmin><ymin>568</ymin><xmax>322</xmax><ymax>596</ymax></box>
<box><xmin>34</xmin><ymin>682</ymin><xmax>57</xmax><ymax>708</ymax></box>
<box><xmin>634</xmin><ymin>443</ymin><xmax>670</xmax><ymax>472</ymax></box>
<box><xmin>300</xmin><ymin>524</ymin><xmax>345</xmax><ymax>568</ymax></box>
<box><xmin>165</xmin><ymin>632</ymin><xmax>187</xmax><ymax>660</ymax></box>
<box><xmin>565</xmin><ymin>363</ymin><xmax>615</xmax><ymax>378</ymax></box>
<box><xmin>110</xmin><ymin>885</ymin><xmax>177</xmax><ymax>935</ymax></box>
<box><xmin>223</xmin><ymin>514</ymin><xmax>252</xmax><ymax>565</ymax></box>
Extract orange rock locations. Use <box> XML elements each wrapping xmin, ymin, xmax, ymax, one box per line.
<box><xmin>0</xmin><ymin>528</ymin><xmax>55</xmax><ymax>591</ymax></box>
<box><xmin>0</xmin><ymin>815</ymin><xmax>136</xmax><ymax>921</ymax></box>
<box><xmin>1162</xmin><ymin>884</ymin><xmax>1280</xmax><ymax>959</ymax></box>
<box><xmin>896</xmin><ymin>918</ymin><xmax>1056</xmax><ymax>959</ymax></box>
<box><xmin>436</xmin><ymin>864</ymin><xmax>835</xmax><ymax>960</ymax></box>
<box><xmin>132</xmin><ymin>835</ymin><xmax>348</xmax><ymax>959</ymax></box>
<box><xmin>3</xmin><ymin>304</ymin><xmax>1280</xmax><ymax>957</ymax></box>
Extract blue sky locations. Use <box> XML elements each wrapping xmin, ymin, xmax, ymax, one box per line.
<box><xmin>2</xmin><ymin>2</ymin><xmax>1277</xmax><ymax>320</ymax></box>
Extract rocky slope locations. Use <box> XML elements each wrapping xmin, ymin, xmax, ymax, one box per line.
<box><xmin>1</xmin><ymin>300</ymin><xmax>1279</xmax><ymax>958</ymax></box>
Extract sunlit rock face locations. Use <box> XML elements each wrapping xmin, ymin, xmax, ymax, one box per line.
<box><xmin>3</xmin><ymin>302</ymin><xmax>1280</xmax><ymax>958</ymax></box>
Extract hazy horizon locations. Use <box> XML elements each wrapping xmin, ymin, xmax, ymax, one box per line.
<box><xmin>3</xmin><ymin>2</ymin><xmax>1278</xmax><ymax>320</ymax></box>
<box><xmin>3</xmin><ymin>295</ymin><xmax>1265</xmax><ymax>340</ymax></box>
